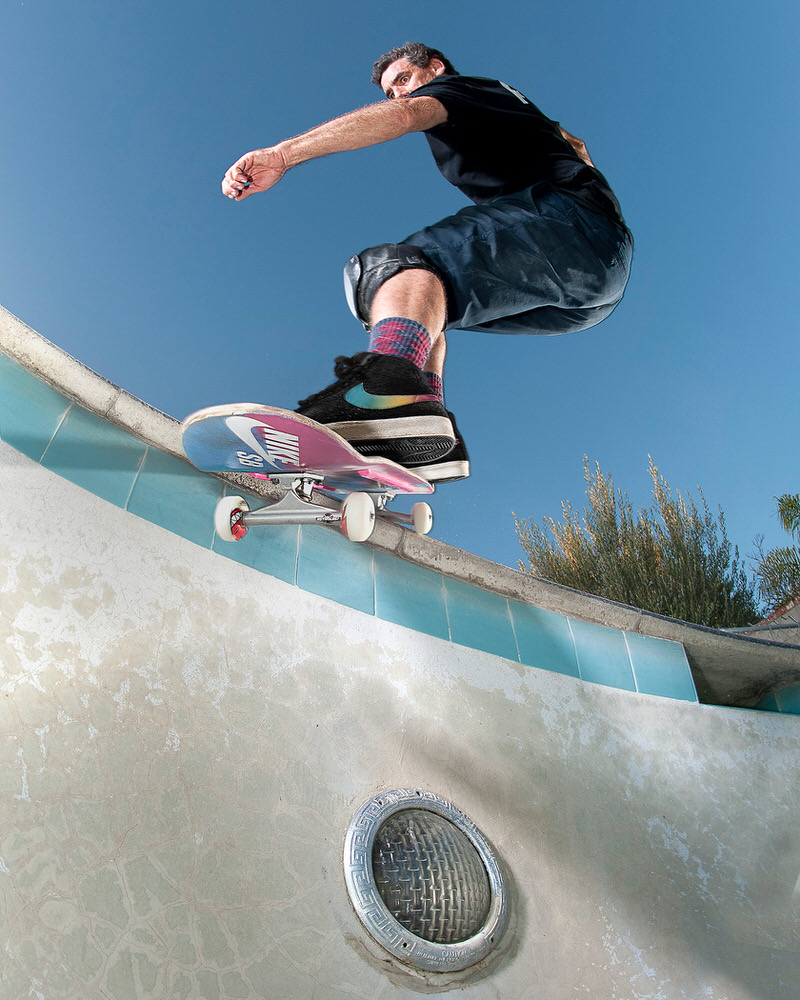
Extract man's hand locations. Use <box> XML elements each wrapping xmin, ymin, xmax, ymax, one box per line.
<box><xmin>221</xmin><ymin>146</ymin><xmax>288</xmax><ymax>200</ymax></box>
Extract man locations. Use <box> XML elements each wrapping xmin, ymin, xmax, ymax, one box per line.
<box><xmin>222</xmin><ymin>42</ymin><xmax>632</xmax><ymax>483</ymax></box>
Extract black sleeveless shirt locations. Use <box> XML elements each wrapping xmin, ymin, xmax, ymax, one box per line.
<box><xmin>410</xmin><ymin>74</ymin><xmax>626</xmax><ymax>227</ymax></box>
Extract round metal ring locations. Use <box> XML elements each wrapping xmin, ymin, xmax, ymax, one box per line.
<box><xmin>343</xmin><ymin>788</ymin><xmax>508</xmax><ymax>972</ymax></box>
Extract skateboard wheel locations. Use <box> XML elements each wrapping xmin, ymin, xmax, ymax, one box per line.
<box><xmin>215</xmin><ymin>495</ymin><xmax>250</xmax><ymax>542</ymax></box>
<box><xmin>341</xmin><ymin>492</ymin><xmax>375</xmax><ymax>543</ymax></box>
<box><xmin>411</xmin><ymin>502</ymin><xmax>433</xmax><ymax>536</ymax></box>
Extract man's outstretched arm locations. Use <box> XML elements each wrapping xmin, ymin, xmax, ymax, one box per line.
<box><xmin>222</xmin><ymin>96</ymin><xmax>447</xmax><ymax>200</ymax></box>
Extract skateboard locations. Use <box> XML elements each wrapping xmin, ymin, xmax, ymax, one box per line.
<box><xmin>181</xmin><ymin>403</ymin><xmax>434</xmax><ymax>544</ymax></box>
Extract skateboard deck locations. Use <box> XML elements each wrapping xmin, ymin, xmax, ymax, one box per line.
<box><xmin>181</xmin><ymin>403</ymin><xmax>434</xmax><ymax>543</ymax></box>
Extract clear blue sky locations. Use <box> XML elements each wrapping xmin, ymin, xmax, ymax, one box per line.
<box><xmin>2</xmin><ymin>0</ymin><xmax>798</xmax><ymax>582</ymax></box>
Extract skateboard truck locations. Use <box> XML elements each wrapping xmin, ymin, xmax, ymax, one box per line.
<box><xmin>214</xmin><ymin>473</ymin><xmax>433</xmax><ymax>544</ymax></box>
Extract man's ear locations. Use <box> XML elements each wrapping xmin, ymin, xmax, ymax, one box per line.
<box><xmin>429</xmin><ymin>58</ymin><xmax>446</xmax><ymax>77</ymax></box>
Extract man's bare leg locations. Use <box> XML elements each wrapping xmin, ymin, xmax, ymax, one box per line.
<box><xmin>366</xmin><ymin>266</ymin><xmax>468</xmax><ymax>481</ymax></box>
<box><xmin>369</xmin><ymin>268</ymin><xmax>447</xmax><ymax>378</ymax></box>
<box><xmin>295</xmin><ymin>262</ymin><xmax>467</xmax><ymax>479</ymax></box>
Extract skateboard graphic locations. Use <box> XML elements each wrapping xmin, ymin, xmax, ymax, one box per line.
<box><xmin>181</xmin><ymin>404</ymin><xmax>434</xmax><ymax>544</ymax></box>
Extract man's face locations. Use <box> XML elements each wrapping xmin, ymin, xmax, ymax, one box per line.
<box><xmin>380</xmin><ymin>57</ymin><xmax>446</xmax><ymax>100</ymax></box>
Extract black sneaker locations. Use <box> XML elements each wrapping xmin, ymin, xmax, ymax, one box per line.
<box><xmin>295</xmin><ymin>352</ymin><xmax>455</xmax><ymax>464</ymax></box>
<box><xmin>404</xmin><ymin>411</ymin><xmax>470</xmax><ymax>483</ymax></box>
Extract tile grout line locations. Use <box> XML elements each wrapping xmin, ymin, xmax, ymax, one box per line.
<box><xmin>124</xmin><ymin>444</ymin><xmax>150</xmax><ymax>512</ymax></box>
<box><xmin>38</xmin><ymin>402</ymin><xmax>73</xmax><ymax>465</ymax></box>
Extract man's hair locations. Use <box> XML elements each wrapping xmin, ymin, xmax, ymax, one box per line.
<box><xmin>371</xmin><ymin>42</ymin><xmax>458</xmax><ymax>87</ymax></box>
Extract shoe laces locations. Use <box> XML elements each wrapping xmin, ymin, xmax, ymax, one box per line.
<box><xmin>296</xmin><ymin>354</ymin><xmax>364</xmax><ymax>409</ymax></box>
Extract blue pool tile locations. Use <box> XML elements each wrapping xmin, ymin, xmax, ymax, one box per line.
<box><xmin>374</xmin><ymin>552</ymin><xmax>449</xmax><ymax>641</ymax></box>
<box><xmin>569</xmin><ymin>619</ymin><xmax>636</xmax><ymax>691</ymax></box>
<box><xmin>296</xmin><ymin>525</ymin><xmax>375</xmax><ymax>614</ymax></box>
<box><xmin>40</xmin><ymin>406</ymin><xmax>146</xmax><ymax>508</ymax></box>
<box><xmin>0</xmin><ymin>352</ymin><xmax>70</xmax><ymax>461</ymax></box>
<box><xmin>214</xmin><ymin>492</ymin><xmax>300</xmax><ymax>586</ymax></box>
<box><xmin>444</xmin><ymin>578</ymin><xmax>518</xmax><ymax>661</ymax></box>
<box><xmin>755</xmin><ymin>694</ymin><xmax>781</xmax><ymax>713</ymax></box>
<box><xmin>624</xmin><ymin>632</ymin><xmax>698</xmax><ymax>702</ymax></box>
<box><xmin>510</xmin><ymin>602</ymin><xmax>580</xmax><ymax>677</ymax></box>
<box><xmin>776</xmin><ymin>683</ymin><xmax>800</xmax><ymax>715</ymax></box>
<box><xmin>127</xmin><ymin>448</ymin><xmax>222</xmax><ymax>548</ymax></box>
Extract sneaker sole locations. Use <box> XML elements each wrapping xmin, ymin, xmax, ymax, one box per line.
<box><xmin>330</xmin><ymin>415</ymin><xmax>455</xmax><ymax>463</ymax></box>
<box><xmin>356</xmin><ymin>437</ymin><xmax>456</xmax><ymax>463</ymax></box>
<box><xmin>409</xmin><ymin>457</ymin><xmax>470</xmax><ymax>484</ymax></box>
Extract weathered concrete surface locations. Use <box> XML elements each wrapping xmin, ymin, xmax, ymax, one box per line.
<box><xmin>1</xmin><ymin>441</ymin><xmax>799</xmax><ymax>999</ymax></box>
<box><xmin>2</xmin><ymin>300</ymin><xmax>797</xmax><ymax>709</ymax></box>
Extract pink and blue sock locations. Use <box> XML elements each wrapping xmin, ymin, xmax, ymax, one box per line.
<box><xmin>425</xmin><ymin>371</ymin><xmax>444</xmax><ymax>404</ymax></box>
<box><xmin>369</xmin><ymin>317</ymin><xmax>431</xmax><ymax>370</ymax></box>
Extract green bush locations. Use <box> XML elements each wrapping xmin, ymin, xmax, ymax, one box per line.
<box><xmin>514</xmin><ymin>458</ymin><xmax>760</xmax><ymax>628</ymax></box>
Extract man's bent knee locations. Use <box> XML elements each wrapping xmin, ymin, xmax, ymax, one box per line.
<box><xmin>343</xmin><ymin>243</ymin><xmax>444</xmax><ymax>328</ymax></box>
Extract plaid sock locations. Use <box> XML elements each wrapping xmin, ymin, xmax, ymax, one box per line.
<box><xmin>369</xmin><ymin>317</ymin><xmax>431</xmax><ymax>370</ymax></box>
<box><xmin>425</xmin><ymin>372</ymin><xmax>444</xmax><ymax>403</ymax></box>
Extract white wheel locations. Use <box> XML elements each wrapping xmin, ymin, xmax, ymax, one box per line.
<box><xmin>215</xmin><ymin>495</ymin><xmax>250</xmax><ymax>542</ymax></box>
<box><xmin>341</xmin><ymin>492</ymin><xmax>375</xmax><ymax>542</ymax></box>
<box><xmin>411</xmin><ymin>502</ymin><xmax>433</xmax><ymax>536</ymax></box>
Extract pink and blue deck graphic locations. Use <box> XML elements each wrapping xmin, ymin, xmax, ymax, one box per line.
<box><xmin>181</xmin><ymin>404</ymin><xmax>433</xmax><ymax>497</ymax></box>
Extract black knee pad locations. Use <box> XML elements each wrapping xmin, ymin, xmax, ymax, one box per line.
<box><xmin>343</xmin><ymin>243</ymin><xmax>443</xmax><ymax>328</ymax></box>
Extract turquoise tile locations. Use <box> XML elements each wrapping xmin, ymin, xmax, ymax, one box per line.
<box><xmin>127</xmin><ymin>448</ymin><xmax>222</xmax><ymax>548</ymax></box>
<box><xmin>776</xmin><ymin>683</ymin><xmax>800</xmax><ymax>715</ymax></box>
<box><xmin>569</xmin><ymin>619</ymin><xmax>636</xmax><ymax>691</ymax></box>
<box><xmin>624</xmin><ymin>632</ymin><xmax>697</xmax><ymax>702</ymax></box>
<box><xmin>755</xmin><ymin>694</ymin><xmax>781</xmax><ymax>713</ymax></box>
<box><xmin>214</xmin><ymin>492</ymin><xmax>299</xmax><ymax>586</ymax></box>
<box><xmin>444</xmin><ymin>578</ymin><xmax>518</xmax><ymax>661</ymax></box>
<box><xmin>296</xmin><ymin>525</ymin><xmax>374</xmax><ymax>614</ymax></box>
<box><xmin>374</xmin><ymin>552</ymin><xmax>449</xmax><ymax>641</ymax></box>
<box><xmin>0</xmin><ymin>352</ymin><xmax>70</xmax><ymax>461</ymax></box>
<box><xmin>40</xmin><ymin>405</ymin><xmax>146</xmax><ymax>508</ymax></box>
<box><xmin>510</xmin><ymin>602</ymin><xmax>579</xmax><ymax>677</ymax></box>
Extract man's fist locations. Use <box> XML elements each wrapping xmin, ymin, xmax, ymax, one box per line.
<box><xmin>221</xmin><ymin>147</ymin><xmax>288</xmax><ymax>200</ymax></box>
